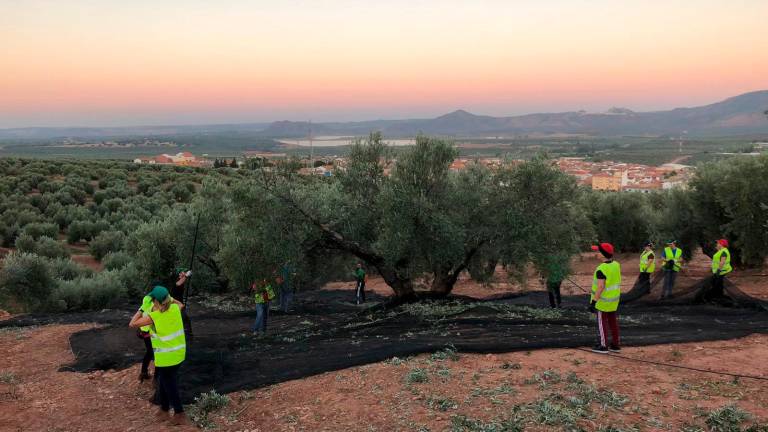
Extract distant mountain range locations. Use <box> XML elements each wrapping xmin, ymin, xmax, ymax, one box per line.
<box><xmin>2</xmin><ymin>91</ymin><xmax>767</xmax><ymax>141</ymax></box>
<box><xmin>262</xmin><ymin>90</ymin><xmax>768</xmax><ymax>138</ymax></box>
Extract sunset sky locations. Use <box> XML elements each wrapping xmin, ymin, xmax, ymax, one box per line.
<box><xmin>1</xmin><ymin>0</ymin><xmax>767</xmax><ymax>127</ymax></box>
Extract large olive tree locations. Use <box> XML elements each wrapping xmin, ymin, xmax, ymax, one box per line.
<box><xmin>221</xmin><ymin>134</ymin><xmax>589</xmax><ymax>301</ymax></box>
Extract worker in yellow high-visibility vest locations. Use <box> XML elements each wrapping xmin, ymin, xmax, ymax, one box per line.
<box><xmin>129</xmin><ymin>286</ymin><xmax>188</xmax><ymax>426</ymax></box>
<box><xmin>661</xmin><ymin>240</ymin><xmax>683</xmax><ymax>299</ymax></box>
<box><xmin>638</xmin><ymin>241</ymin><xmax>655</xmax><ymax>295</ymax></box>
<box><xmin>711</xmin><ymin>238</ymin><xmax>733</xmax><ymax>298</ymax></box>
<box><xmin>589</xmin><ymin>242</ymin><xmax>622</xmax><ymax>354</ymax></box>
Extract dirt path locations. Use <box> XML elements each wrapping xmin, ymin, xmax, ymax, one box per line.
<box><xmin>0</xmin><ymin>324</ymin><xmax>196</xmax><ymax>432</ymax></box>
<box><xmin>1</xmin><ymin>323</ymin><xmax>766</xmax><ymax>431</ymax></box>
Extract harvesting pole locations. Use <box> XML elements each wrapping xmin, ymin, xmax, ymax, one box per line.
<box><xmin>183</xmin><ymin>214</ymin><xmax>201</xmax><ymax>306</ymax></box>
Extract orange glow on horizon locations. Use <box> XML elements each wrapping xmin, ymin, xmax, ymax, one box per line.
<box><xmin>1</xmin><ymin>0</ymin><xmax>767</xmax><ymax>126</ymax></box>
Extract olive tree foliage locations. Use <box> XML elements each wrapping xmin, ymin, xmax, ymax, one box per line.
<box><xmin>0</xmin><ymin>252</ymin><xmax>56</xmax><ymax>311</ymax></box>
<box><xmin>686</xmin><ymin>155</ymin><xmax>768</xmax><ymax>266</ymax></box>
<box><xmin>126</xmin><ymin>179</ymin><xmax>235</xmax><ymax>292</ymax></box>
<box><xmin>584</xmin><ymin>191</ymin><xmax>657</xmax><ymax>253</ymax></box>
<box><xmin>652</xmin><ymin>188</ymin><xmax>699</xmax><ymax>261</ymax></box>
<box><xmin>221</xmin><ymin>134</ymin><xmax>591</xmax><ymax>300</ymax></box>
<box><xmin>493</xmin><ymin>157</ymin><xmax>593</xmax><ymax>282</ymax></box>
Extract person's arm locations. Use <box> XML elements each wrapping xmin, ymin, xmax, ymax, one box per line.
<box><xmin>717</xmin><ymin>255</ymin><xmax>726</xmax><ymax>273</ymax></box>
<box><xmin>176</xmin><ymin>273</ymin><xmax>187</xmax><ymax>287</ymax></box>
<box><xmin>593</xmin><ymin>279</ymin><xmax>606</xmax><ymax>302</ymax></box>
<box><xmin>171</xmin><ymin>297</ymin><xmax>185</xmax><ymax>310</ymax></box>
<box><xmin>129</xmin><ymin>310</ymin><xmax>153</xmax><ymax>328</ymax></box>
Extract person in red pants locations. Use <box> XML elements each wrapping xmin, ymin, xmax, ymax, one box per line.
<box><xmin>589</xmin><ymin>242</ymin><xmax>622</xmax><ymax>353</ymax></box>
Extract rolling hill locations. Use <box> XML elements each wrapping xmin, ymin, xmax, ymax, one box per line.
<box><xmin>1</xmin><ymin>90</ymin><xmax>767</xmax><ymax>141</ymax></box>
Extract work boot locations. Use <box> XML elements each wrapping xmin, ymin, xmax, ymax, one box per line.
<box><xmin>171</xmin><ymin>412</ymin><xmax>190</xmax><ymax>426</ymax></box>
<box><xmin>609</xmin><ymin>344</ymin><xmax>621</xmax><ymax>353</ymax></box>
<box><xmin>591</xmin><ymin>345</ymin><xmax>609</xmax><ymax>354</ymax></box>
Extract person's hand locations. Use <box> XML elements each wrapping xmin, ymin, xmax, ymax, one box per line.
<box><xmin>588</xmin><ymin>301</ymin><xmax>597</xmax><ymax>314</ymax></box>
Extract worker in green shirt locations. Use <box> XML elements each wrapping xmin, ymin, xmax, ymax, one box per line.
<box><xmin>354</xmin><ymin>263</ymin><xmax>367</xmax><ymax>305</ymax></box>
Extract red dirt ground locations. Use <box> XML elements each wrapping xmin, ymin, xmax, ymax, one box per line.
<box><xmin>1</xmin><ymin>252</ymin><xmax>766</xmax><ymax>431</ymax></box>
<box><xmin>1</xmin><ymin>321</ymin><xmax>766</xmax><ymax>431</ymax></box>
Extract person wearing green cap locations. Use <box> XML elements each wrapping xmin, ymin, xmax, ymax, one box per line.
<box><xmin>129</xmin><ymin>286</ymin><xmax>188</xmax><ymax>426</ymax></box>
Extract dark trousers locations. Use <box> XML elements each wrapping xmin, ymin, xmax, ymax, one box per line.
<box><xmin>355</xmin><ymin>280</ymin><xmax>366</xmax><ymax>304</ymax></box>
<box><xmin>141</xmin><ymin>335</ymin><xmax>153</xmax><ymax>375</ymax></box>
<box><xmin>711</xmin><ymin>274</ymin><xmax>726</xmax><ymax>298</ymax></box>
<box><xmin>156</xmin><ymin>364</ymin><xmax>184</xmax><ymax>413</ymax></box>
<box><xmin>279</xmin><ymin>286</ymin><xmax>293</xmax><ymax>312</ymax></box>
<box><xmin>638</xmin><ymin>272</ymin><xmax>651</xmax><ymax>294</ymax></box>
<box><xmin>253</xmin><ymin>302</ymin><xmax>270</xmax><ymax>333</ymax></box>
<box><xmin>597</xmin><ymin>310</ymin><xmax>620</xmax><ymax>348</ymax></box>
<box><xmin>547</xmin><ymin>280</ymin><xmax>561</xmax><ymax>308</ymax></box>
<box><xmin>181</xmin><ymin>309</ymin><xmax>193</xmax><ymax>340</ymax></box>
<box><xmin>662</xmin><ymin>270</ymin><xmax>677</xmax><ymax>298</ymax></box>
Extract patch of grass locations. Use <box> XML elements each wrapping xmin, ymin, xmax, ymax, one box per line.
<box><xmin>598</xmin><ymin>426</ymin><xmax>641</xmax><ymax>432</ymax></box>
<box><xmin>435</xmin><ymin>367</ymin><xmax>452</xmax><ymax>381</ymax></box>
<box><xmin>524</xmin><ymin>369</ymin><xmax>562</xmax><ymax>388</ymax></box>
<box><xmin>704</xmin><ymin>404</ymin><xmax>751</xmax><ymax>432</ymax></box>
<box><xmin>188</xmin><ymin>390</ymin><xmax>230</xmax><ymax>429</ymax></box>
<box><xmin>676</xmin><ymin>379</ymin><xmax>744</xmax><ymax>401</ymax></box>
<box><xmin>385</xmin><ymin>356</ymin><xmax>407</xmax><ymax>366</ymax></box>
<box><xmin>427</xmin><ymin>395</ymin><xmax>458</xmax><ymax>412</ymax></box>
<box><xmin>431</xmin><ymin>345</ymin><xmax>460</xmax><ymax>362</ymax></box>
<box><xmin>0</xmin><ymin>326</ymin><xmax>34</xmax><ymax>339</ymax></box>
<box><xmin>529</xmin><ymin>397</ymin><xmax>583</xmax><ymax>427</ymax></box>
<box><xmin>644</xmin><ymin>416</ymin><xmax>665</xmax><ymax>429</ymax></box>
<box><xmin>405</xmin><ymin>368</ymin><xmax>429</xmax><ymax>384</ymax></box>
<box><xmin>0</xmin><ymin>371</ymin><xmax>18</xmax><ymax>385</ymax></box>
<box><xmin>449</xmin><ymin>414</ymin><xmax>523</xmax><ymax>432</ymax></box>
<box><xmin>500</xmin><ymin>362</ymin><xmax>521</xmax><ymax>370</ymax></box>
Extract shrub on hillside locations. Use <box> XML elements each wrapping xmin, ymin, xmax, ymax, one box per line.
<box><xmin>35</xmin><ymin>237</ymin><xmax>69</xmax><ymax>259</ymax></box>
<box><xmin>102</xmin><ymin>251</ymin><xmax>131</xmax><ymax>270</ymax></box>
<box><xmin>688</xmin><ymin>155</ymin><xmax>768</xmax><ymax>266</ymax></box>
<box><xmin>89</xmin><ymin>230</ymin><xmax>125</xmax><ymax>261</ymax></box>
<box><xmin>585</xmin><ymin>191</ymin><xmax>657</xmax><ymax>253</ymax></box>
<box><xmin>0</xmin><ymin>222</ymin><xmax>20</xmax><ymax>248</ymax></box>
<box><xmin>14</xmin><ymin>234</ymin><xmax>69</xmax><ymax>259</ymax></box>
<box><xmin>0</xmin><ymin>252</ymin><xmax>56</xmax><ymax>312</ymax></box>
<box><xmin>52</xmin><ymin>270</ymin><xmax>126</xmax><ymax>311</ymax></box>
<box><xmin>48</xmin><ymin>257</ymin><xmax>93</xmax><ymax>280</ymax></box>
<box><xmin>21</xmin><ymin>222</ymin><xmax>59</xmax><ymax>240</ymax></box>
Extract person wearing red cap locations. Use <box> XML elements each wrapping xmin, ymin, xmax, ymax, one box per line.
<box><xmin>711</xmin><ymin>239</ymin><xmax>732</xmax><ymax>298</ymax></box>
<box><xmin>589</xmin><ymin>242</ymin><xmax>622</xmax><ymax>354</ymax></box>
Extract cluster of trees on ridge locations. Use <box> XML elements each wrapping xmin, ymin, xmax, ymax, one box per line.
<box><xmin>0</xmin><ymin>133</ymin><xmax>767</xmax><ymax>312</ymax></box>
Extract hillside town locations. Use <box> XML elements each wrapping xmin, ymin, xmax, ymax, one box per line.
<box><xmin>134</xmin><ymin>150</ymin><xmax>691</xmax><ymax>191</ymax></box>
<box><xmin>133</xmin><ymin>151</ymin><xmax>211</xmax><ymax>167</ymax></box>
